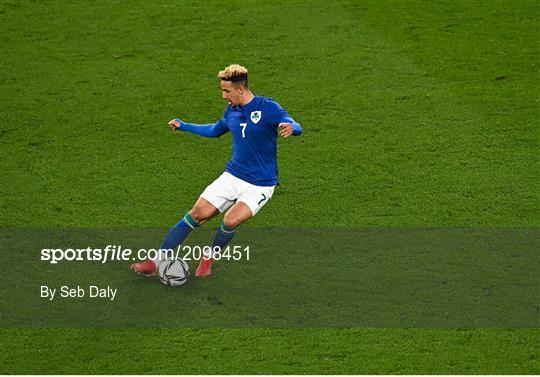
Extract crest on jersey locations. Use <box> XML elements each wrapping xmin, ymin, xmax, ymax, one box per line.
<box><xmin>250</xmin><ymin>111</ymin><xmax>262</xmax><ymax>124</ymax></box>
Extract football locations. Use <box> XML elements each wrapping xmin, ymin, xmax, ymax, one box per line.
<box><xmin>158</xmin><ymin>259</ymin><xmax>189</xmax><ymax>287</ymax></box>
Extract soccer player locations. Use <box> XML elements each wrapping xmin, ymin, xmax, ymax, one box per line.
<box><xmin>131</xmin><ymin>64</ymin><xmax>302</xmax><ymax>277</ymax></box>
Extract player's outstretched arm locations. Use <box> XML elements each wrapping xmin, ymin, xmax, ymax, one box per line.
<box><xmin>168</xmin><ymin>118</ymin><xmax>229</xmax><ymax>138</ymax></box>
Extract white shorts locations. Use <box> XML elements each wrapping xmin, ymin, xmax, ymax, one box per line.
<box><xmin>200</xmin><ymin>172</ymin><xmax>275</xmax><ymax>216</ymax></box>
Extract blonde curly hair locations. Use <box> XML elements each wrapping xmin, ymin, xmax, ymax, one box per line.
<box><xmin>218</xmin><ymin>64</ymin><xmax>248</xmax><ymax>88</ymax></box>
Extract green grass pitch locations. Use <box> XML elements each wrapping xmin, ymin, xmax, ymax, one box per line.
<box><xmin>1</xmin><ymin>0</ymin><xmax>538</xmax><ymax>374</ymax></box>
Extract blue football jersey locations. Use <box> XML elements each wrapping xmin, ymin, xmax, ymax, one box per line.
<box><xmin>223</xmin><ymin>95</ymin><xmax>299</xmax><ymax>186</ymax></box>
<box><xmin>179</xmin><ymin>95</ymin><xmax>302</xmax><ymax>186</ymax></box>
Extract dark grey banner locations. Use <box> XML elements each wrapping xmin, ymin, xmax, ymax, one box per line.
<box><xmin>1</xmin><ymin>227</ymin><xmax>538</xmax><ymax>327</ymax></box>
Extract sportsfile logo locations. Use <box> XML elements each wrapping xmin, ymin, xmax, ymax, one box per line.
<box><xmin>40</xmin><ymin>245</ymin><xmax>130</xmax><ymax>264</ymax></box>
<box><xmin>40</xmin><ymin>245</ymin><xmax>250</xmax><ymax>264</ymax></box>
